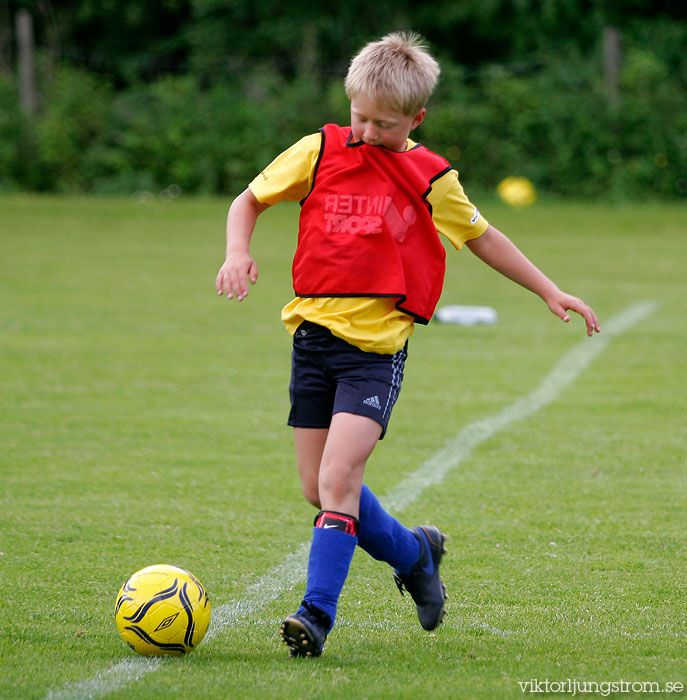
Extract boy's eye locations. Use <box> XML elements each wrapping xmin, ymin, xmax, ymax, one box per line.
<box><xmin>353</xmin><ymin>114</ymin><xmax>393</xmax><ymax>129</ymax></box>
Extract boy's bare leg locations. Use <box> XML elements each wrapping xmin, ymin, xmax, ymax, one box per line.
<box><xmin>318</xmin><ymin>412</ymin><xmax>382</xmax><ymax>518</ymax></box>
<box><xmin>293</xmin><ymin>427</ymin><xmax>328</xmax><ymax>508</ymax></box>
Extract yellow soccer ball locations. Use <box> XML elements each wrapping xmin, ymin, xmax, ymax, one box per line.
<box><xmin>497</xmin><ymin>176</ymin><xmax>537</xmax><ymax>207</ymax></box>
<box><xmin>115</xmin><ymin>564</ymin><xmax>211</xmax><ymax>656</ymax></box>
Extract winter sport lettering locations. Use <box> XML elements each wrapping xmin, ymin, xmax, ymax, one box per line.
<box><xmin>322</xmin><ymin>193</ymin><xmax>417</xmax><ymax>241</ymax></box>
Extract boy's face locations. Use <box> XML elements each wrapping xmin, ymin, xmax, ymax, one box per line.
<box><xmin>350</xmin><ymin>95</ymin><xmax>426</xmax><ymax>152</ymax></box>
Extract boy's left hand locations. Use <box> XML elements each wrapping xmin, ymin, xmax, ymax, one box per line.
<box><xmin>546</xmin><ymin>291</ymin><xmax>600</xmax><ymax>336</ymax></box>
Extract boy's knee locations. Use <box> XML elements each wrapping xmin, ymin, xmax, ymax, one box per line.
<box><xmin>318</xmin><ymin>467</ymin><xmax>358</xmax><ymax>502</ymax></box>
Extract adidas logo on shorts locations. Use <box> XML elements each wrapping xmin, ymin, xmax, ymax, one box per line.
<box><xmin>363</xmin><ymin>395</ymin><xmax>382</xmax><ymax>410</ymax></box>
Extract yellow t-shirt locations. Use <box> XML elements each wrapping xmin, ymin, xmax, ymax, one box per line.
<box><xmin>249</xmin><ymin>132</ymin><xmax>488</xmax><ymax>354</ymax></box>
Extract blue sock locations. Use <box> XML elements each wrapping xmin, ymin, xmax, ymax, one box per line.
<box><xmin>357</xmin><ymin>484</ymin><xmax>420</xmax><ymax>575</ymax></box>
<box><xmin>300</xmin><ymin>527</ymin><xmax>357</xmax><ymax>630</ymax></box>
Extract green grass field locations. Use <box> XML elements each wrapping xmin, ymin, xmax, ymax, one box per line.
<box><xmin>1</xmin><ymin>194</ymin><xmax>685</xmax><ymax>699</ymax></box>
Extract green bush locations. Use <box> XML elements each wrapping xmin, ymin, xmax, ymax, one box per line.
<box><xmin>422</xmin><ymin>47</ymin><xmax>687</xmax><ymax>199</ymax></box>
<box><xmin>34</xmin><ymin>66</ymin><xmax>114</xmax><ymax>192</ymax></box>
<box><xmin>79</xmin><ymin>69</ymin><xmax>346</xmax><ymax>195</ymax></box>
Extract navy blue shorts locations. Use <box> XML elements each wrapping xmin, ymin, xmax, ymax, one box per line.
<box><xmin>288</xmin><ymin>321</ymin><xmax>407</xmax><ymax>438</ymax></box>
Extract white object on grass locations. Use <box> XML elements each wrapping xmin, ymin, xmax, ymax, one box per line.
<box><xmin>434</xmin><ymin>305</ymin><xmax>498</xmax><ymax>325</ymax></box>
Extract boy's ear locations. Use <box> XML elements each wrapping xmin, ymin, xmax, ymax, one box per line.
<box><xmin>411</xmin><ymin>108</ymin><xmax>426</xmax><ymax>130</ymax></box>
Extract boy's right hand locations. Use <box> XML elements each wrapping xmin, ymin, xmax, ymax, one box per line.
<box><xmin>215</xmin><ymin>252</ymin><xmax>258</xmax><ymax>301</ymax></box>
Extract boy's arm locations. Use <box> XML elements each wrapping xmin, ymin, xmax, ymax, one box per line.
<box><xmin>215</xmin><ymin>188</ymin><xmax>270</xmax><ymax>301</ymax></box>
<box><xmin>465</xmin><ymin>225</ymin><xmax>600</xmax><ymax>336</ymax></box>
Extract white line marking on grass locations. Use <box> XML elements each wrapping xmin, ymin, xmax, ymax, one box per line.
<box><xmin>44</xmin><ymin>300</ymin><xmax>657</xmax><ymax>700</ymax></box>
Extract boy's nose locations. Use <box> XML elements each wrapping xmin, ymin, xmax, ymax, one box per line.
<box><xmin>363</xmin><ymin>126</ymin><xmax>379</xmax><ymax>144</ymax></box>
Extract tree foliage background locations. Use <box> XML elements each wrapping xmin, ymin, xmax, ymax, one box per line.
<box><xmin>1</xmin><ymin>0</ymin><xmax>685</xmax><ymax>198</ymax></box>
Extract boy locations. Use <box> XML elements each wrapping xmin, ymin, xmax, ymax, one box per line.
<box><xmin>216</xmin><ymin>32</ymin><xmax>599</xmax><ymax>658</ymax></box>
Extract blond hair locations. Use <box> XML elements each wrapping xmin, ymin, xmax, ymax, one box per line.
<box><xmin>344</xmin><ymin>32</ymin><xmax>440</xmax><ymax>115</ymax></box>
